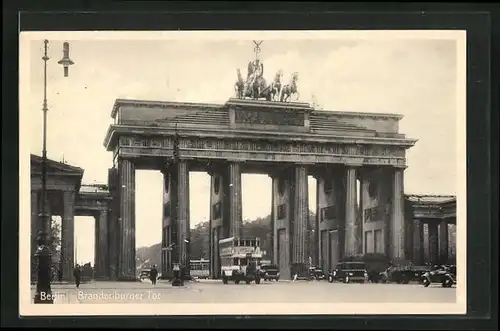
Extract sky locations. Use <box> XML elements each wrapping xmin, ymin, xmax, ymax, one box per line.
<box><xmin>21</xmin><ymin>31</ymin><xmax>463</xmax><ymax>265</ymax></box>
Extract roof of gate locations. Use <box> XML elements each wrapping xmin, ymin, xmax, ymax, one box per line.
<box><xmin>107</xmin><ymin>99</ymin><xmax>413</xmax><ymax>144</ymax></box>
<box><xmin>405</xmin><ymin>194</ymin><xmax>456</xmax><ymax>204</ymax></box>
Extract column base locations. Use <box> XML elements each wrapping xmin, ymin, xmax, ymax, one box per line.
<box><xmin>117</xmin><ymin>276</ymin><xmax>140</xmax><ymax>282</ymax></box>
<box><xmin>94</xmin><ymin>276</ymin><xmax>111</xmax><ymax>281</ymax></box>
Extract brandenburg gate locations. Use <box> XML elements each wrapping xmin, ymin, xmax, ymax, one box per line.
<box><xmin>103</xmin><ymin>96</ymin><xmax>416</xmax><ymax>280</ymax></box>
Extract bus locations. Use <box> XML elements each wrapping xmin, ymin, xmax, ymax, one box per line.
<box><xmin>190</xmin><ymin>259</ymin><xmax>210</xmax><ymax>279</ymax></box>
<box><xmin>219</xmin><ymin>236</ymin><xmax>263</xmax><ymax>284</ymax></box>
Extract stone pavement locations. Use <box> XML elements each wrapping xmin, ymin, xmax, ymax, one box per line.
<box><xmin>30</xmin><ymin>279</ymin><xmax>456</xmax><ymax>304</ymax></box>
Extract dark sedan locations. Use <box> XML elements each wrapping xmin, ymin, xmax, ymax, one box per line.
<box><xmin>328</xmin><ymin>262</ymin><xmax>369</xmax><ymax>283</ymax></box>
<box><xmin>260</xmin><ymin>264</ymin><xmax>280</xmax><ymax>281</ymax></box>
<box><xmin>380</xmin><ymin>265</ymin><xmax>429</xmax><ymax>284</ymax></box>
<box><xmin>421</xmin><ymin>265</ymin><xmax>456</xmax><ymax>287</ymax></box>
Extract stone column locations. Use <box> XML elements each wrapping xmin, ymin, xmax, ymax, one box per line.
<box><xmin>314</xmin><ymin>177</ymin><xmax>320</xmax><ymax>266</ymax></box>
<box><xmin>94</xmin><ymin>209</ymin><xmax>109</xmax><ymax>279</ymax></box>
<box><xmin>291</xmin><ymin>165</ymin><xmax>309</xmax><ymax>265</ymax></box>
<box><xmin>176</xmin><ymin>161</ymin><xmax>190</xmax><ymax>273</ymax></box>
<box><xmin>439</xmin><ymin>220</ymin><xmax>449</xmax><ymax>264</ymax></box>
<box><xmin>391</xmin><ymin>168</ymin><xmax>406</xmax><ymax>261</ymax></box>
<box><xmin>227</xmin><ymin>162</ymin><xmax>242</xmax><ymax>237</ymax></box>
<box><xmin>209</xmin><ymin>166</ymin><xmax>225</xmax><ymax>279</ymax></box>
<box><xmin>161</xmin><ymin>166</ymin><xmax>174</xmax><ymax>278</ymax></box>
<box><xmin>316</xmin><ymin>166</ymin><xmax>346</xmax><ymax>273</ymax></box>
<box><xmin>344</xmin><ymin>166</ymin><xmax>359</xmax><ymax>257</ymax></box>
<box><xmin>412</xmin><ymin>219</ymin><xmax>424</xmax><ymax>265</ymax></box>
<box><xmin>31</xmin><ymin>190</ymin><xmax>39</xmax><ymax>282</ymax></box>
<box><xmin>272</xmin><ymin>169</ymin><xmax>292</xmax><ymax>279</ymax></box>
<box><xmin>428</xmin><ymin>222</ymin><xmax>439</xmax><ymax>265</ymax></box>
<box><xmin>118</xmin><ymin>158</ymin><xmax>136</xmax><ymax>281</ymax></box>
<box><xmin>61</xmin><ymin>190</ymin><xmax>75</xmax><ymax>281</ymax></box>
<box><xmin>269</xmin><ymin>173</ymin><xmax>275</xmax><ymax>263</ymax></box>
<box><xmin>107</xmin><ymin>167</ymin><xmax>120</xmax><ymax>280</ymax></box>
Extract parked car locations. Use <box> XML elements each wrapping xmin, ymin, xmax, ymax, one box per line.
<box><xmin>260</xmin><ymin>264</ymin><xmax>280</xmax><ymax>281</ymax></box>
<box><xmin>421</xmin><ymin>265</ymin><xmax>456</xmax><ymax>288</ymax></box>
<box><xmin>291</xmin><ymin>263</ymin><xmax>310</xmax><ymax>280</ymax></box>
<box><xmin>139</xmin><ymin>269</ymin><xmax>151</xmax><ymax>281</ymax></box>
<box><xmin>380</xmin><ymin>265</ymin><xmax>429</xmax><ymax>284</ymax></box>
<box><xmin>328</xmin><ymin>262</ymin><xmax>369</xmax><ymax>283</ymax></box>
<box><xmin>308</xmin><ymin>266</ymin><xmax>325</xmax><ymax>281</ymax></box>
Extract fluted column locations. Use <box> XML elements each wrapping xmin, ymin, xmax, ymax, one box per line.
<box><xmin>118</xmin><ymin>158</ymin><xmax>136</xmax><ymax>280</ymax></box>
<box><xmin>95</xmin><ymin>209</ymin><xmax>109</xmax><ymax>279</ymax></box>
<box><xmin>272</xmin><ymin>168</ymin><xmax>292</xmax><ymax>279</ymax></box>
<box><xmin>439</xmin><ymin>220</ymin><xmax>449</xmax><ymax>264</ymax></box>
<box><xmin>291</xmin><ymin>165</ymin><xmax>308</xmax><ymax>264</ymax></box>
<box><xmin>428</xmin><ymin>222</ymin><xmax>439</xmax><ymax>265</ymax></box>
<box><xmin>107</xmin><ymin>167</ymin><xmax>120</xmax><ymax>280</ymax></box>
<box><xmin>209</xmin><ymin>165</ymin><xmax>225</xmax><ymax>279</ymax></box>
<box><xmin>314</xmin><ymin>176</ymin><xmax>320</xmax><ymax>266</ymax></box>
<box><xmin>209</xmin><ymin>171</ymin><xmax>217</xmax><ymax>278</ymax></box>
<box><xmin>270</xmin><ymin>175</ymin><xmax>279</xmax><ymax>266</ymax></box>
<box><xmin>227</xmin><ymin>162</ymin><xmax>242</xmax><ymax>237</ymax></box>
<box><xmin>61</xmin><ymin>190</ymin><xmax>75</xmax><ymax>281</ymax></box>
<box><xmin>176</xmin><ymin>160</ymin><xmax>190</xmax><ymax>270</ymax></box>
<box><xmin>391</xmin><ymin>168</ymin><xmax>405</xmax><ymax>261</ymax></box>
<box><xmin>161</xmin><ymin>167</ymin><xmax>174</xmax><ymax>278</ymax></box>
<box><xmin>269</xmin><ymin>173</ymin><xmax>275</xmax><ymax>263</ymax></box>
<box><xmin>344</xmin><ymin>166</ymin><xmax>358</xmax><ymax>256</ymax></box>
<box><xmin>412</xmin><ymin>219</ymin><xmax>424</xmax><ymax>265</ymax></box>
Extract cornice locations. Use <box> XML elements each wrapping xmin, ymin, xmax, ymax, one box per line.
<box><xmin>111</xmin><ymin>98</ymin><xmax>224</xmax><ymax>119</ymax></box>
<box><xmin>104</xmin><ymin>124</ymin><xmax>417</xmax><ymax>151</ymax></box>
<box><xmin>312</xmin><ymin>109</ymin><xmax>404</xmax><ymax>120</ymax></box>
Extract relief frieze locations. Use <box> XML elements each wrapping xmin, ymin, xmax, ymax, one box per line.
<box><xmin>118</xmin><ymin>135</ymin><xmax>405</xmax><ymax>159</ymax></box>
<box><xmin>234</xmin><ymin>108</ymin><xmax>304</xmax><ymax>126</ymax></box>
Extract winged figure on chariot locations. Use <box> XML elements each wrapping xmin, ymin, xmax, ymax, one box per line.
<box><xmin>234</xmin><ymin>41</ymin><xmax>299</xmax><ymax>102</ymax></box>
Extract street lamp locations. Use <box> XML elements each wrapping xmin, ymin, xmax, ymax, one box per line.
<box><xmin>33</xmin><ymin>40</ymin><xmax>74</xmax><ymax>304</ymax></box>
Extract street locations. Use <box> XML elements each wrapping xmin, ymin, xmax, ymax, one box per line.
<box><xmin>30</xmin><ymin>279</ymin><xmax>456</xmax><ymax>304</ymax></box>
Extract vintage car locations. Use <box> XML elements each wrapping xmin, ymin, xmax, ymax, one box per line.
<box><xmin>328</xmin><ymin>262</ymin><xmax>369</xmax><ymax>283</ymax></box>
<box><xmin>421</xmin><ymin>265</ymin><xmax>456</xmax><ymax>287</ymax></box>
<box><xmin>379</xmin><ymin>265</ymin><xmax>429</xmax><ymax>284</ymax></box>
<box><xmin>139</xmin><ymin>269</ymin><xmax>151</xmax><ymax>281</ymax></box>
<box><xmin>308</xmin><ymin>266</ymin><xmax>326</xmax><ymax>281</ymax></box>
<box><xmin>260</xmin><ymin>264</ymin><xmax>280</xmax><ymax>281</ymax></box>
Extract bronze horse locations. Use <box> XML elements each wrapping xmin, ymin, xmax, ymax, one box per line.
<box><xmin>280</xmin><ymin>72</ymin><xmax>299</xmax><ymax>102</ymax></box>
<box><xmin>242</xmin><ymin>74</ymin><xmax>272</xmax><ymax>101</ymax></box>
<box><xmin>269</xmin><ymin>69</ymin><xmax>283</xmax><ymax>101</ymax></box>
<box><xmin>234</xmin><ymin>68</ymin><xmax>245</xmax><ymax>98</ymax></box>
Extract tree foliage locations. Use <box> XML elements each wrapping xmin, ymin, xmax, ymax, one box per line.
<box><xmin>51</xmin><ymin>217</ymin><xmax>61</xmax><ymax>254</ymax></box>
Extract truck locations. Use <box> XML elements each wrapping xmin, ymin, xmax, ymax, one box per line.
<box><xmin>219</xmin><ymin>236</ymin><xmax>263</xmax><ymax>285</ymax></box>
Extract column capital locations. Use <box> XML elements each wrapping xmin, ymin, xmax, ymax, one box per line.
<box><xmin>117</xmin><ymin>155</ymin><xmax>139</xmax><ymax>162</ymax></box>
<box><xmin>268</xmin><ymin>164</ymin><xmax>293</xmax><ymax>179</ymax></box>
<box><xmin>160</xmin><ymin>159</ymin><xmax>172</xmax><ymax>174</ymax></box>
<box><xmin>62</xmin><ymin>189</ymin><xmax>76</xmax><ymax>199</ymax></box>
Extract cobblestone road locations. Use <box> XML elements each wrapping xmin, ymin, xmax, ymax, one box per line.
<box><xmin>30</xmin><ymin>279</ymin><xmax>456</xmax><ymax>304</ymax></box>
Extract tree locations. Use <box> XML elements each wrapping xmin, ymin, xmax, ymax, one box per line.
<box><xmin>50</xmin><ymin>217</ymin><xmax>61</xmax><ymax>255</ymax></box>
<box><xmin>135</xmin><ymin>211</ymin><xmax>318</xmax><ymax>271</ymax></box>
<box><xmin>189</xmin><ymin>221</ymin><xmax>210</xmax><ymax>259</ymax></box>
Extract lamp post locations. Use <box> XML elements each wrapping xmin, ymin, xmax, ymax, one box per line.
<box><xmin>33</xmin><ymin>40</ymin><xmax>74</xmax><ymax>304</ymax></box>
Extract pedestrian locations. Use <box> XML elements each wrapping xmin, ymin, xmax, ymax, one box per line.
<box><xmin>73</xmin><ymin>264</ymin><xmax>81</xmax><ymax>288</ymax></box>
<box><xmin>150</xmin><ymin>265</ymin><xmax>158</xmax><ymax>286</ymax></box>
